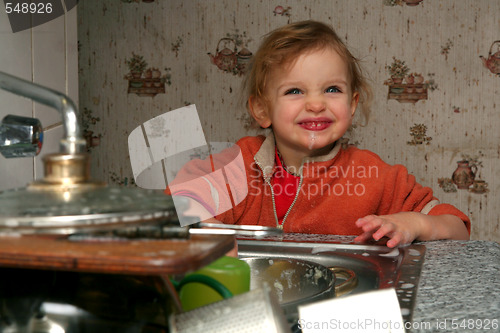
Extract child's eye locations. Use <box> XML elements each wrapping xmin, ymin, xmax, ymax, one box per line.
<box><xmin>325</xmin><ymin>86</ymin><xmax>341</xmax><ymax>93</ymax></box>
<box><xmin>285</xmin><ymin>88</ymin><xmax>302</xmax><ymax>95</ymax></box>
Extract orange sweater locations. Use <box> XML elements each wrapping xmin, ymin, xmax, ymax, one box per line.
<box><xmin>166</xmin><ymin>134</ymin><xmax>470</xmax><ymax>235</ymax></box>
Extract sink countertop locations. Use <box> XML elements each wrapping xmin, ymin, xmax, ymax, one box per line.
<box><xmin>410</xmin><ymin>240</ymin><xmax>500</xmax><ymax>333</ymax></box>
<box><xmin>245</xmin><ymin>234</ymin><xmax>500</xmax><ymax>332</ymax></box>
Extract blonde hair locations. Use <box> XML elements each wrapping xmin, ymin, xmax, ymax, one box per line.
<box><xmin>244</xmin><ymin>20</ymin><xmax>372</xmax><ymax>125</ymax></box>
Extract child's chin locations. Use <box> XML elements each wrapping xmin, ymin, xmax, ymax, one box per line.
<box><xmin>306</xmin><ymin>141</ymin><xmax>335</xmax><ymax>154</ymax></box>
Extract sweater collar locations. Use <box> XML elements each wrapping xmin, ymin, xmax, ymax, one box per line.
<box><xmin>254</xmin><ymin>132</ymin><xmax>342</xmax><ymax>179</ymax></box>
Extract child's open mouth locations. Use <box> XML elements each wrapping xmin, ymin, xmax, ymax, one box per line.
<box><xmin>298</xmin><ymin>120</ymin><xmax>332</xmax><ymax>131</ymax></box>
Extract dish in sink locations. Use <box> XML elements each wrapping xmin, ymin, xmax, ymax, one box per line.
<box><xmin>237</xmin><ymin>235</ymin><xmax>425</xmax><ymax>325</ymax></box>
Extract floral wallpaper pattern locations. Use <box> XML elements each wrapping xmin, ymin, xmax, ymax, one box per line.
<box><xmin>78</xmin><ymin>0</ymin><xmax>500</xmax><ymax>242</ymax></box>
<box><xmin>80</xmin><ymin>107</ymin><xmax>101</xmax><ymax>151</ymax></box>
<box><xmin>124</xmin><ymin>53</ymin><xmax>171</xmax><ymax>97</ymax></box>
<box><xmin>208</xmin><ymin>31</ymin><xmax>254</xmax><ymax>76</ymax></box>
<box><xmin>480</xmin><ymin>40</ymin><xmax>500</xmax><ymax>76</ymax></box>
<box><xmin>407</xmin><ymin>124</ymin><xmax>432</xmax><ymax>146</ymax></box>
<box><xmin>384</xmin><ymin>57</ymin><xmax>429</xmax><ymax>104</ymax></box>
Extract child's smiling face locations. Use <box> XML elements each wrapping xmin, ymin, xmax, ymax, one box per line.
<box><xmin>250</xmin><ymin>47</ymin><xmax>359</xmax><ymax>162</ymax></box>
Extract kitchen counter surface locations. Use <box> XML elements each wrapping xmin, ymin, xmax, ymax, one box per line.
<box><xmin>241</xmin><ymin>235</ymin><xmax>500</xmax><ymax>332</ymax></box>
<box><xmin>410</xmin><ymin>240</ymin><xmax>500</xmax><ymax>332</ymax></box>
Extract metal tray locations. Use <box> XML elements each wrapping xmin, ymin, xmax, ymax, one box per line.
<box><xmin>237</xmin><ymin>237</ymin><xmax>425</xmax><ymax>324</ymax></box>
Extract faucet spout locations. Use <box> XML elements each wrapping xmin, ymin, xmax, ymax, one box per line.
<box><xmin>0</xmin><ymin>71</ymin><xmax>86</xmax><ymax>155</ymax></box>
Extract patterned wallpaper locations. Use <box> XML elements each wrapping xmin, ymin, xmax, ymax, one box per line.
<box><xmin>78</xmin><ymin>0</ymin><xmax>499</xmax><ymax>242</ymax></box>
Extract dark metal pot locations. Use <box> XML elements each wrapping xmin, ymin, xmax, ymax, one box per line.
<box><xmin>242</xmin><ymin>257</ymin><xmax>357</xmax><ymax>321</ymax></box>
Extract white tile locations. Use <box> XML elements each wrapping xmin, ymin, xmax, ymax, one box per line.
<box><xmin>0</xmin><ymin>10</ymin><xmax>32</xmax><ymax>120</ymax></box>
<box><xmin>32</xmin><ymin>14</ymin><xmax>67</xmax><ymax>128</ymax></box>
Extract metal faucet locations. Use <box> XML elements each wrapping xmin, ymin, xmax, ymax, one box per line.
<box><xmin>0</xmin><ymin>71</ymin><xmax>86</xmax><ymax>156</ymax></box>
<box><xmin>0</xmin><ymin>114</ymin><xmax>43</xmax><ymax>158</ymax></box>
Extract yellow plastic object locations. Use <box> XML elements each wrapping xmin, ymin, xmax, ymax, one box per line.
<box><xmin>179</xmin><ymin>256</ymin><xmax>250</xmax><ymax>311</ymax></box>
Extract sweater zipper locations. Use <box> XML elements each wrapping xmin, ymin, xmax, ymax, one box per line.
<box><xmin>255</xmin><ymin>160</ymin><xmax>304</xmax><ymax>230</ymax></box>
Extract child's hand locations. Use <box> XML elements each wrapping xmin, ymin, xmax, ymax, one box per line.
<box><xmin>354</xmin><ymin>212</ymin><xmax>423</xmax><ymax>248</ymax></box>
<box><xmin>355</xmin><ymin>212</ymin><xmax>469</xmax><ymax>248</ymax></box>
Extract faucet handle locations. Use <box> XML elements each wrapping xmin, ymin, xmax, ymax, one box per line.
<box><xmin>0</xmin><ymin>115</ymin><xmax>43</xmax><ymax>158</ymax></box>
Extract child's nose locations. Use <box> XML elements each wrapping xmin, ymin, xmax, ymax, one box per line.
<box><xmin>305</xmin><ymin>96</ymin><xmax>326</xmax><ymax>113</ymax></box>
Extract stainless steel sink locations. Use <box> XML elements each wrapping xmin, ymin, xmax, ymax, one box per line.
<box><xmin>237</xmin><ymin>235</ymin><xmax>425</xmax><ymax>325</ymax></box>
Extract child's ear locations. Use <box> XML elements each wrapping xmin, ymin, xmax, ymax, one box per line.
<box><xmin>350</xmin><ymin>92</ymin><xmax>360</xmax><ymax>116</ymax></box>
<box><xmin>249</xmin><ymin>96</ymin><xmax>272</xmax><ymax>128</ymax></box>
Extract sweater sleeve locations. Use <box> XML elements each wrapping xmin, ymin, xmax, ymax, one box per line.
<box><xmin>428</xmin><ymin>203</ymin><xmax>471</xmax><ymax>234</ymax></box>
<box><xmin>376</xmin><ymin>160</ymin><xmax>470</xmax><ymax>234</ymax></box>
<box><xmin>378</xmin><ymin>163</ymin><xmax>436</xmax><ymax>215</ymax></box>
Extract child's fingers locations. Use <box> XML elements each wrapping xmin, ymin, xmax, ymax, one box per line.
<box><xmin>354</xmin><ymin>231</ymin><xmax>374</xmax><ymax>243</ymax></box>
<box><xmin>355</xmin><ymin>215</ymin><xmax>405</xmax><ymax>247</ymax></box>
<box><xmin>372</xmin><ymin>222</ymin><xmax>396</xmax><ymax>241</ymax></box>
<box><xmin>356</xmin><ymin>214</ymin><xmax>418</xmax><ymax>248</ymax></box>
<box><xmin>356</xmin><ymin>215</ymin><xmax>378</xmax><ymax>224</ymax></box>
<box><xmin>354</xmin><ymin>220</ymin><xmax>385</xmax><ymax>242</ymax></box>
<box><xmin>355</xmin><ymin>215</ymin><xmax>381</xmax><ymax>231</ymax></box>
<box><xmin>386</xmin><ymin>232</ymin><xmax>403</xmax><ymax>248</ymax></box>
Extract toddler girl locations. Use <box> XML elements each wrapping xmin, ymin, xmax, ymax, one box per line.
<box><xmin>168</xmin><ymin>20</ymin><xmax>469</xmax><ymax>248</ymax></box>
